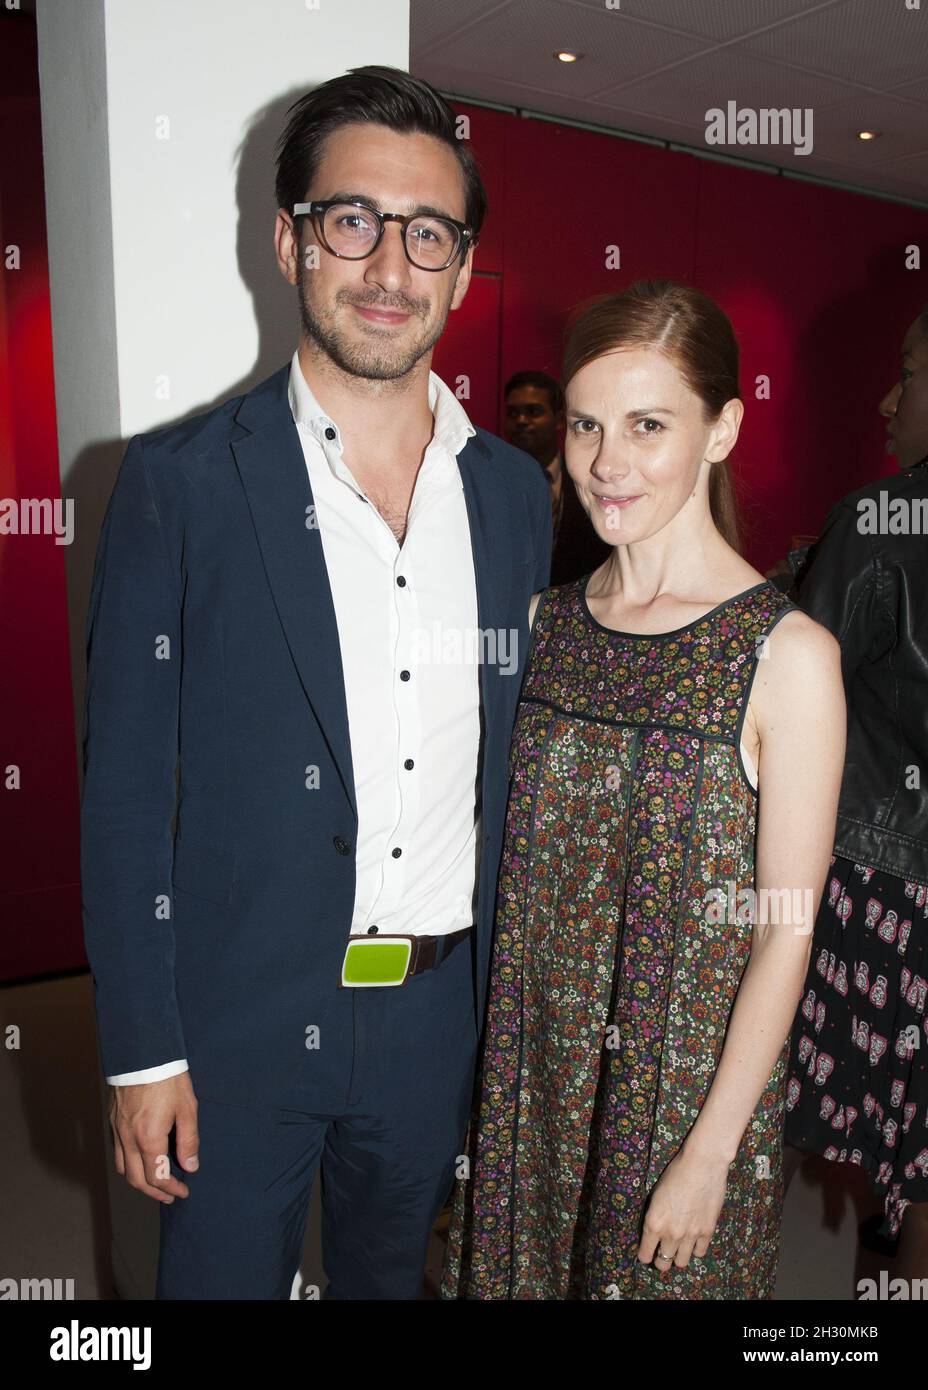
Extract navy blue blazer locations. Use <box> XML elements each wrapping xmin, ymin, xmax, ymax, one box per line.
<box><xmin>80</xmin><ymin>362</ymin><xmax>552</xmax><ymax>1108</ymax></box>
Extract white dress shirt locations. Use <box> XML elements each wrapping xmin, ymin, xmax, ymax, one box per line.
<box><xmin>107</xmin><ymin>350</ymin><xmax>481</xmax><ymax>1085</ymax></box>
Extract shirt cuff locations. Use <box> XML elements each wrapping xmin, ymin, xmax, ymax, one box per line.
<box><xmin>106</xmin><ymin>1059</ymin><xmax>189</xmax><ymax>1085</ymax></box>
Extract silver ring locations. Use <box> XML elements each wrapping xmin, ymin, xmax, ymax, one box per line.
<box><xmin>656</xmin><ymin>1247</ymin><xmax>674</xmax><ymax>1261</ymax></box>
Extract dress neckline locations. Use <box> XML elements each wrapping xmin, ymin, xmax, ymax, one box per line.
<box><xmin>579</xmin><ymin>573</ymin><xmax>771</xmax><ymax>640</ymax></box>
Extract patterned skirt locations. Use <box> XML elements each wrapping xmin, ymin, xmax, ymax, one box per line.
<box><xmin>439</xmin><ymin>844</ymin><xmax>786</xmax><ymax>1300</ymax></box>
<box><xmin>785</xmin><ymin>855</ymin><xmax>928</xmax><ymax>1236</ymax></box>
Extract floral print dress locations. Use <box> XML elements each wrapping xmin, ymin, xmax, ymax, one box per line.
<box><xmin>441</xmin><ymin>575</ymin><xmax>798</xmax><ymax>1299</ymax></box>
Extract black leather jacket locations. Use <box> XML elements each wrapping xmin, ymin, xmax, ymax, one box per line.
<box><xmin>788</xmin><ymin>461</ymin><xmax>928</xmax><ymax>886</ymax></box>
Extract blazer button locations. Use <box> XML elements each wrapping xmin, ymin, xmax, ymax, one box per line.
<box><xmin>333</xmin><ymin>835</ymin><xmax>352</xmax><ymax>855</ymax></box>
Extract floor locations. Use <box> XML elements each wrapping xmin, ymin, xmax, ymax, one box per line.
<box><xmin>0</xmin><ymin>972</ymin><xmax>899</xmax><ymax>1301</ymax></box>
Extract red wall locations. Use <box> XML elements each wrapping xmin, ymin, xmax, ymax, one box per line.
<box><xmin>1</xmin><ymin>17</ymin><xmax>83</xmax><ymax>982</ymax></box>
<box><xmin>434</xmin><ymin>104</ymin><xmax>928</xmax><ymax>572</ymax></box>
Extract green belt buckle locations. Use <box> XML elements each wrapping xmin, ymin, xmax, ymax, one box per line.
<box><xmin>339</xmin><ymin>936</ymin><xmax>414</xmax><ymax>988</ymax></box>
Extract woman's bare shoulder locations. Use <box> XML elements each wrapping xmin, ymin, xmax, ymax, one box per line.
<box><xmin>753</xmin><ymin>608</ymin><xmax>843</xmax><ymax>722</ymax></box>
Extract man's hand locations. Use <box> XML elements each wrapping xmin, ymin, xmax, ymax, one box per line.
<box><xmin>108</xmin><ymin>1072</ymin><xmax>199</xmax><ymax>1203</ymax></box>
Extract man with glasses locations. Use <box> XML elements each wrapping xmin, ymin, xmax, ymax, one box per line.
<box><xmin>81</xmin><ymin>65</ymin><xmax>551</xmax><ymax>1299</ymax></box>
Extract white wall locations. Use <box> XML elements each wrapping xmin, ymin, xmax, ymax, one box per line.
<box><xmin>36</xmin><ymin>0</ymin><xmax>409</xmax><ymax>1300</ymax></box>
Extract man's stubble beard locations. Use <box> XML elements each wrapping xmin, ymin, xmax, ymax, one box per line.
<box><xmin>297</xmin><ymin>264</ymin><xmax>457</xmax><ymax>383</ymax></box>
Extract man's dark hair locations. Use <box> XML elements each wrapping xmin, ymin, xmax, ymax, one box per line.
<box><xmin>275</xmin><ymin>65</ymin><xmax>487</xmax><ymax>245</ymax></box>
<box><xmin>504</xmin><ymin>370</ymin><xmax>564</xmax><ymax>415</ymax></box>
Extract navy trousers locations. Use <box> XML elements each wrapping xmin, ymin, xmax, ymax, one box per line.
<box><xmin>155</xmin><ymin>937</ymin><xmax>478</xmax><ymax>1299</ymax></box>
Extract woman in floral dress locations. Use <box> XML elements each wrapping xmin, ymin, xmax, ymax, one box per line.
<box><xmin>441</xmin><ymin>281</ymin><xmax>846</xmax><ymax>1299</ymax></box>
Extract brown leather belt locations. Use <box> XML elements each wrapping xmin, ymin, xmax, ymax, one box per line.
<box><xmin>338</xmin><ymin>926</ymin><xmax>472</xmax><ymax>988</ymax></box>
<box><xmin>406</xmin><ymin>925</ymin><xmax>472</xmax><ymax>977</ymax></box>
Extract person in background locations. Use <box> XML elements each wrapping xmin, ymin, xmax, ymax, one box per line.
<box><xmin>783</xmin><ymin>303</ymin><xmax>928</xmax><ymax>1282</ymax></box>
<box><xmin>764</xmin><ymin>536</ymin><xmax>816</xmax><ymax>595</ymax></box>
<box><xmin>504</xmin><ymin>370</ymin><xmax>611</xmax><ymax>585</ymax></box>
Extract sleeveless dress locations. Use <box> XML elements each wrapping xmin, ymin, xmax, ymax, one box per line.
<box><xmin>441</xmin><ymin>575</ymin><xmax>798</xmax><ymax>1300</ymax></box>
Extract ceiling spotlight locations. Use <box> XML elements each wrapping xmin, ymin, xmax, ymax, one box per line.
<box><xmin>555</xmin><ymin>51</ymin><xmax>582</xmax><ymax>62</ymax></box>
<box><xmin>857</xmin><ymin>130</ymin><xmax>881</xmax><ymax>140</ymax></box>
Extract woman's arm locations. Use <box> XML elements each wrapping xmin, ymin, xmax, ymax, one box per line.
<box><xmin>638</xmin><ymin>609</ymin><xmax>846</xmax><ymax>1269</ymax></box>
<box><xmin>683</xmin><ymin>609</ymin><xmax>845</xmax><ymax>1163</ymax></box>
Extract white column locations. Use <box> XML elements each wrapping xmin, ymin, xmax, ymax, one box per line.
<box><xmin>36</xmin><ymin>0</ymin><xmax>408</xmax><ymax>1300</ymax></box>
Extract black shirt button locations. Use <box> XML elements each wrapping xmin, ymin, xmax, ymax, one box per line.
<box><xmin>333</xmin><ymin>835</ymin><xmax>351</xmax><ymax>855</ymax></box>
<box><xmin>324</xmin><ymin>426</ymin><xmax>336</xmax><ymax>440</ymax></box>
<box><xmin>404</xmin><ymin>758</ymin><xmax>414</xmax><ymax>770</ymax></box>
<box><xmin>392</xmin><ymin>847</ymin><xmax>402</xmax><ymax>858</ymax></box>
<box><xmin>400</xmin><ymin>669</ymin><xmax>410</xmax><ymax>681</ymax></box>
<box><xmin>396</xmin><ymin>575</ymin><xmax>406</xmax><ymax>587</ymax></box>
<box><xmin>367</xmin><ymin>924</ymin><xmax>379</xmax><ymax>935</ymax></box>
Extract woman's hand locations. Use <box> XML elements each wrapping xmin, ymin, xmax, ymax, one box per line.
<box><xmin>636</xmin><ymin>1145</ymin><xmax>730</xmax><ymax>1272</ymax></box>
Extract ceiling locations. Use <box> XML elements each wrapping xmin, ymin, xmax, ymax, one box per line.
<box><xmin>411</xmin><ymin>0</ymin><xmax>928</xmax><ymax>207</ymax></box>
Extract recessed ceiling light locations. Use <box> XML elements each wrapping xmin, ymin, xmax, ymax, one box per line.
<box><xmin>857</xmin><ymin>130</ymin><xmax>881</xmax><ymax>141</ymax></box>
<box><xmin>555</xmin><ymin>51</ymin><xmax>582</xmax><ymax>63</ymax></box>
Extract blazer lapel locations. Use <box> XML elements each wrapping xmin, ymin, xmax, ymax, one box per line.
<box><xmin>456</xmin><ymin>434</ymin><xmax>514</xmax><ymax>744</ymax></box>
<box><xmin>230</xmin><ymin>367</ymin><xmax>357</xmax><ymax>819</ymax></box>
<box><xmin>227</xmin><ymin>368</ymin><xmax>520</xmax><ymax>831</ymax></box>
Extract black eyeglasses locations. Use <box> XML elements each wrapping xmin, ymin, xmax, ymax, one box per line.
<box><xmin>292</xmin><ymin>199</ymin><xmax>476</xmax><ymax>271</ymax></box>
